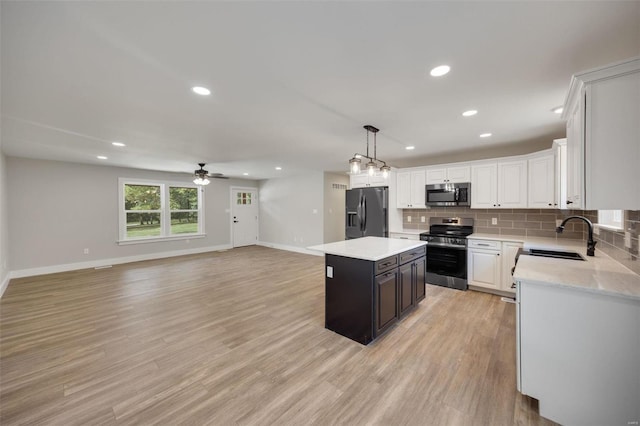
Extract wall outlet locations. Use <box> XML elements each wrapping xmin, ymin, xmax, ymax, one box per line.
<box><xmin>83</xmin><ymin>248</ymin><xmax>89</xmax><ymax>255</ymax></box>
<box><xmin>593</xmin><ymin>225</ymin><xmax>600</xmax><ymax>235</ymax></box>
<box><xmin>556</xmin><ymin>219</ymin><xmax>563</xmax><ymax>227</ymax></box>
<box><xmin>312</xmin><ymin>209</ymin><xmax>318</xmax><ymax>214</ymax></box>
<box><xmin>421</xmin><ymin>216</ymin><xmax>426</xmax><ymax>223</ymax></box>
<box><xmin>624</xmin><ymin>232</ymin><xmax>632</xmax><ymax>249</ymax></box>
<box><xmin>491</xmin><ymin>218</ymin><xmax>498</xmax><ymax>225</ymax></box>
<box><xmin>407</xmin><ymin>216</ymin><xmax>412</xmax><ymax>223</ymax></box>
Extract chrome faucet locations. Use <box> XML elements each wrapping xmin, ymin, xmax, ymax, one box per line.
<box><xmin>556</xmin><ymin>215</ymin><xmax>597</xmax><ymax>256</ymax></box>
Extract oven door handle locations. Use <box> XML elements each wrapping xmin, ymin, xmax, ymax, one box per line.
<box><xmin>426</xmin><ymin>243</ymin><xmax>467</xmax><ymax>250</ymax></box>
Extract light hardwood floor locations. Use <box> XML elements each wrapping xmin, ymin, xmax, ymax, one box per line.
<box><xmin>0</xmin><ymin>246</ymin><xmax>556</xmax><ymax>425</ymax></box>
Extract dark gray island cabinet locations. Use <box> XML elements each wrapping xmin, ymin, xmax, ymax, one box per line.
<box><xmin>309</xmin><ymin>237</ymin><xmax>427</xmax><ymax>345</ymax></box>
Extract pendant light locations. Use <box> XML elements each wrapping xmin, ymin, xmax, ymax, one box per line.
<box><xmin>348</xmin><ymin>125</ymin><xmax>391</xmax><ymax>178</ymax></box>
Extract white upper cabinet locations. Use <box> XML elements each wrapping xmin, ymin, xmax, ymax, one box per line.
<box><xmin>472</xmin><ymin>160</ymin><xmax>527</xmax><ymax>209</ymax></box>
<box><xmin>528</xmin><ymin>151</ymin><xmax>557</xmax><ymax>209</ymax></box>
<box><xmin>563</xmin><ymin>57</ymin><xmax>640</xmax><ymax>210</ymax></box>
<box><xmin>425</xmin><ymin>165</ymin><xmax>471</xmax><ymax>184</ymax></box>
<box><xmin>396</xmin><ymin>169</ymin><xmax>426</xmax><ymax>208</ymax></box>
<box><xmin>350</xmin><ymin>172</ymin><xmax>388</xmax><ymax>188</ymax></box>
<box><xmin>471</xmin><ymin>163</ymin><xmax>498</xmax><ymax>208</ymax></box>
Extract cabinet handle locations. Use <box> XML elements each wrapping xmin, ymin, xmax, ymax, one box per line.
<box><xmin>511</xmin><ymin>282</ymin><xmax>516</xmax><ymax>289</ymax></box>
<box><xmin>497</xmin><ymin>253</ymin><xmax>500</xmax><ymax>256</ymax></box>
<box><xmin>548</xmin><ymin>203</ymin><xmax>552</xmax><ymax>206</ymax></box>
<box><xmin>567</xmin><ymin>200</ymin><xmax>574</xmax><ymax>204</ymax></box>
<box><xmin>477</xmin><ymin>243</ymin><xmax>490</xmax><ymax>246</ymax></box>
<box><xmin>493</xmin><ymin>204</ymin><xmax>497</xmax><ymax>207</ymax></box>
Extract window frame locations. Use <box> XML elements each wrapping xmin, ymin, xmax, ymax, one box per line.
<box><xmin>118</xmin><ymin>178</ymin><xmax>205</xmax><ymax>245</ymax></box>
<box><xmin>596</xmin><ymin>210</ymin><xmax>624</xmax><ymax>231</ymax></box>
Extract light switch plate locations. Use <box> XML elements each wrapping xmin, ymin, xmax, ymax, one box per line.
<box><xmin>407</xmin><ymin>216</ymin><xmax>412</xmax><ymax>222</ymax></box>
<box><xmin>492</xmin><ymin>218</ymin><xmax>498</xmax><ymax>225</ymax></box>
<box><xmin>327</xmin><ymin>266</ymin><xmax>333</xmax><ymax>278</ymax></box>
<box><xmin>594</xmin><ymin>225</ymin><xmax>600</xmax><ymax>235</ymax></box>
<box><xmin>624</xmin><ymin>232</ymin><xmax>632</xmax><ymax>248</ymax></box>
<box><xmin>421</xmin><ymin>216</ymin><xmax>425</xmax><ymax>223</ymax></box>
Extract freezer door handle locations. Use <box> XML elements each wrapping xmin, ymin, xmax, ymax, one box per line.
<box><xmin>361</xmin><ymin>195</ymin><xmax>367</xmax><ymax>232</ymax></box>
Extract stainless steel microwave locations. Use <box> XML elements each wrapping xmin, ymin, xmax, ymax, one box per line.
<box><xmin>425</xmin><ymin>182</ymin><xmax>471</xmax><ymax>207</ymax></box>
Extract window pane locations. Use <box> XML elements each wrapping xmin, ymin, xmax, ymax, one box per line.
<box><xmin>170</xmin><ymin>187</ymin><xmax>198</xmax><ymax>210</ymax></box>
<box><xmin>126</xmin><ymin>212</ymin><xmax>161</xmax><ymax>237</ymax></box>
<box><xmin>171</xmin><ymin>212</ymin><xmax>198</xmax><ymax>234</ymax></box>
<box><xmin>125</xmin><ymin>185</ymin><xmax>161</xmax><ymax>210</ymax></box>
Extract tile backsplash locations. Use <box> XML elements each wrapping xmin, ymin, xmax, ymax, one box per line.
<box><xmin>401</xmin><ymin>207</ymin><xmax>640</xmax><ymax>275</ymax></box>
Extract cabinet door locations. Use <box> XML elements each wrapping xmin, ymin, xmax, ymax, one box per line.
<box><xmin>497</xmin><ymin>160</ymin><xmax>527</xmax><ymax>208</ymax></box>
<box><xmin>409</xmin><ymin>170</ymin><xmax>426</xmax><ymax>208</ymax></box>
<box><xmin>413</xmin><ymin>257</ymin><xmax>426</xmax><ymax>303</ymax></box>
<box><xmin>375</xmin><ymin>270</ymin><xmax>398</xmax><ymax>336</ymax></box>
<box><xmin>471</xmin><ymin>163</ymin><xmax>498</xmax><ymax>208</ymax></box>
<box><xmin>566</xmin><ymin>99</ymin><xmax>584</xmax><ymax>209</ymax></box>
<box><xmin>398</xmin><ymin>263</ymin><xmax>414</xmax><ymax>317</ymax></box>
<box><xmin>396</xmin><ymin>172</ymin><xmax>411</xmax><ymax>208</ymax></box>
<box><xmin>350</xmin><ymin>174</ymin><xmax>369</xmax><ymax>189</ymax></box>
<box><xmin>468</xmin><ymin>248</ymin><xmax>501</xmax><ymax>290</ymax></box>
<box><xmin>368</xmin><ymin>173</ymin><xmax>387</xmax><ymax>187</ymax></box>
<box><xmin>501</xmin><ymin>242</ymin><xmax>522</xmax><ymax>293</ymax></box>
<box><xmin>528</xmin><ymin>154</ymin><xmax>557</xmax><ymax>208</ymax></box>
<box><xmin>586</xmin><ymin>72</ymin><xmax>640</xmax><ymax>209</ymax></box>
<box><xmin>425</xmin><ymin>168</ymin><xmax>447</xmax><ymax>184</ymax></box>
<box><xmin>447</xmin><ymin>165</ymin><xmax>471</xmax><ymax>183</ymax></box>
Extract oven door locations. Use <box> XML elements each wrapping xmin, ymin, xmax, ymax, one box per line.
<box><xmin>426</xmin><ymin>244</ymin><xmax>467</xmax><ymax>279</ymax></box>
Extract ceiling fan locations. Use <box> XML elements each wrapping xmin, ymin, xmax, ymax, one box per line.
<box><xmin>193</xmin><ymin>163</ymin><xmax>228</xmax><ymax>185</ymax></box>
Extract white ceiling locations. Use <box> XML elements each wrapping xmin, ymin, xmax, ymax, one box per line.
<box><xmin>1</xmin><ymin>1</ymin><xmax>639</xmax><ymax>180</ymax></box>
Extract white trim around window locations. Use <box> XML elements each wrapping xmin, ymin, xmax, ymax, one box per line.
<box><xmin>118</xmin><ymin>178</ymin><xmax>205</xmax><ymax>245</ymax></box>
<box><xmin>597</xmin><ymin>210</ymin><xmax>624</xmax><ymax>231</ymax></box>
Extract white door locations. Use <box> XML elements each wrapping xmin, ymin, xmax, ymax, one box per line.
<box><xmin>231</xmin><ymin>188</ymin><xmax>258</xmax><ymax>247</ymax></box>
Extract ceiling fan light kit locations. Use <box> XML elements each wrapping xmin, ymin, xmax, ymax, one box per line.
<box><xmin>349</xmin><ymin>125</ymin><xmax>390</xmax><ymax>178</ymax></box>
<box><xmin>193</xmin><ymin>163</ymin><xmax>228</xmax><ymax>185</ymax></box>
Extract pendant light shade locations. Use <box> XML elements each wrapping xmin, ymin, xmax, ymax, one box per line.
<box><xmin>348</xmin><ymin>125</ymin><xmax>391</xmax><ymax>179</ymax></box>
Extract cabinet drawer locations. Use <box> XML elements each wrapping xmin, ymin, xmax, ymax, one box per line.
<box><xmin>375</xmin><ymin>255</ymin><xmax>398</xmax><ymax>275</ymax></box>
<box><xmin>399</xmin><ymin>245</ymin><xmax>426</xmax><ymax>265</ymax></box>
<box><xmin>468</xmin><ymin>239</ymin><xmax>501</xmax><ymax>250</ymax></box>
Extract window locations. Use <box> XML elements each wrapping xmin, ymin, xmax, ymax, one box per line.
<box><xmin>597</xmin><ymin>210</ymin><xmax>623</xmax><ymax>230</ymax></box>
<box><xmin>119</xmin><ymin>179</ymin><xmax>204</xmax><ymax>243</ymax></box>
<box><xmin>236</xmin><ymin>191</ymin><xmax>252</xmax><ymax>205</ymax></box>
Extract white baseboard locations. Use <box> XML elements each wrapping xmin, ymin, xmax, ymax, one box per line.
<box><xmin>257</xmin><ymin>241</ymin><xmax>323</xmax><ymax>257</ymax></box>
<box><xmin>7</xmin><ymin>244</ymin><xmax>233</xmax><ymax>281</ymax></box>
<box><xmin>0</xmin><ymin>271</ymin><xmax>10</xmax><ymax>298</ymax></box>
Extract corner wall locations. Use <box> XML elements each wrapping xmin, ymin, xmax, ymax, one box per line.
<box><xmin>323</xmin><ymin>172</ymin><xmax>349</xmax><ymax>243</ymax></box>
<box><xmin>0</xmin><ymin>150</ymin><xmax>9</xmax><ymax>295</ymax></box>
<box><xmin>6</xmin><ymin>157</ymin><xmax>256</xmax><ymax>276</ymax></box>
<box><xmin>258</xmin><ymin>172</ymin><xmax>324</xmax><ymax>252</ymax></box>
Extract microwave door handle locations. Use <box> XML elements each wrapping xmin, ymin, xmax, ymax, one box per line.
<box><xmin>455</xmin><ymin>187</ymin><xmax>459</xmax><ymax>202</ymax></box>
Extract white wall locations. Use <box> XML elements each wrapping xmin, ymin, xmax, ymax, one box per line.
<box><xmin>258</xmin><ymin>172</ymin><xmax>324</xmax><ymax>251</ymax></box>
<box><xmin>323</xmin><ymin>172</ymin><xmax>348</xmax><ymax>243</ymax></box>
<box><xmin>7</xmin><ymin>157</ymin><xmax>256</xmax><ymax>274</ymax></box>
<box><xmin>0</xmin><ymin>150</ymin><xmax>9</xmax><ymax>293</ymax></box>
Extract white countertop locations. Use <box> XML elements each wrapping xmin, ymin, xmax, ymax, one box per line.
<box><xmin>490</xmin><ymin>235</ymin><xmax>640</xmax><ymax>301</ymax></box>
<box><xmin>308</xmin><ymin>237</ymin><xmax>427</xmax><ymax>261</ymax></box>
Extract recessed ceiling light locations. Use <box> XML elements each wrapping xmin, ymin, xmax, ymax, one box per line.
<box><xmin>111</xmin><ymin>142</ymin><xmax>126</xmax><ymax>147</ymax></box>
<box><xmin>243</xmin><ymin>172</ymin><xmax>249</xmax><ymax>176</ymax></box>
<box><xmin>430</xmin><ymin>65</ymin><xmax>450</xmax><ymax>77</ymax></box>
<box><xmin>405</xmin><ymin>146</ymin><xmax>415</xmax><ymax>150</ymax></box>
<box><xmin>479</xmin><ymin>133</ymin><xmax>492</xmax><ymax>138</ymax></box>
<box><xmin>275</xmin><ymin>167</ymin><xmax>282</xmax><ymax>170</ymax></box>
<box><xmin>97</xmin><ymin>155</ymin><xmax>108</xmax><ymax>160</ymax></box>
<box><xmin>552</xmin><ymin>107</ymin><xmax>563</xmax><ymax>114</ymax></box>
<box><xmin>192</xmin><ymin>86</ymin><xmax>211</xmax><ymax>96</ymax></box>
<box><xmin>462</xmin><ymin>110</ymin><xmax>478</xmax><ymax>117</ymax></box>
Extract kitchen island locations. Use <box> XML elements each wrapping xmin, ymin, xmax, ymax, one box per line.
<box><xmin>309</xmin><ymin>237</ymin><xmax>427</xmax><ymax>345</ymax></box>
<box><xmin>513</xmin><ymin>248</ymin><xmax>640</xmax><ymax>426</ymax></box>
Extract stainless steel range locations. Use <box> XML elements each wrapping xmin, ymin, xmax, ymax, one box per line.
<box><xmin>420</xmin><ymin>217</ymin><xmax>474</xmax><ymax>290</ymax></box>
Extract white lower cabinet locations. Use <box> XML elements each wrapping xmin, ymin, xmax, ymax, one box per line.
<box><xmin>468</xmin><ymin>238</ymin><xmax>521</xmax><ymax>294</ymax></box>
<box><xmin>467</xmin><ymin>239</ymin><xmax>501</xmax><ymax>290</ymax></box>
<box><xmin>517</xmin><ymin>280</ymin><xmax>640</xmax><ymax>425</ymax></box>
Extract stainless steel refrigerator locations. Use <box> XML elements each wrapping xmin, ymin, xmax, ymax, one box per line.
<box><xmin>345</xmin><ymin>186</ymin><xmax>389</xmax><ymax>239</ymax></box>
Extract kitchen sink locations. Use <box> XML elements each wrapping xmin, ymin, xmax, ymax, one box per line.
<box><xmin>527</xmin><ymin>248</ymin><xmax>585</xmax><ymax>261</ymax></box>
